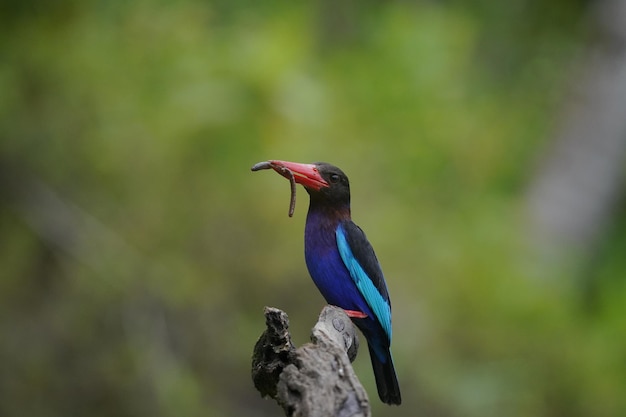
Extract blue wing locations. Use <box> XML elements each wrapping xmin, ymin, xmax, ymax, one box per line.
<box><xmin>336</xmin><ymin>222</ymin><xmax>392</xmax><ymax>340</ymax></box>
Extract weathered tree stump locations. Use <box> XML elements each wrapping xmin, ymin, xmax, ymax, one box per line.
<box><xmin>252</xmin><ymin>306</ymin><xmax>371</xmax><ymax>417</ymax></box>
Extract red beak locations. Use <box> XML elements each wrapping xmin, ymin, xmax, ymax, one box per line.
<box><xmin>268</xmin><ymin>160</ymin><xmax>329</xmax><ymax>191</ymax></box>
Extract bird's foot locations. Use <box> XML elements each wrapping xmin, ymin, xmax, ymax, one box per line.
<box><xmin>344</xmin><ymin>309</ymin><xmax>368</xmax><ymax>319</ymax></box>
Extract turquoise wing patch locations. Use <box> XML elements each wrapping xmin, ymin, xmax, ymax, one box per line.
<box><xmin>336</xmin><ymin>225</ymin><xmax>392</xmax><ymax>339</ymax></box>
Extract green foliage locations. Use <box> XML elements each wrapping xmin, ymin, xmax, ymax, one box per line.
<box><xmin>1</xmin><ymin>1</ymin><xmax>624</xmax><ymax>417</ymax></box>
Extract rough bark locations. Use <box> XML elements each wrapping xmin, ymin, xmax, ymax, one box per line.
<box><xmin>252</xmin><ymin>306</ymin><xmax>371</xmax><ymax>417</ymax></box>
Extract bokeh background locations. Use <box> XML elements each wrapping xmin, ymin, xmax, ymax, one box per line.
<box><xmin>2</xmin><ymin>1</ymin><xmax>626</xmax><ymax>416</ymax></box>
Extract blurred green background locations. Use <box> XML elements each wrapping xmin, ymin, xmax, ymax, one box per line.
<box><xmin>2</xmin><ymin>1</ymin><xmax>625</xmax><ymax>416</ymax></box>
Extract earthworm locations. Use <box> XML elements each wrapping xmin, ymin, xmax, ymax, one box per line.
<box><xmin>251</xmin><ymin>161</ymin><xmax>272</xmax><ymax>171</ymax></box>
<box><xmin>283</xmin><ymin>167</ymin><xmax>296</xmax><ymax>217</ymax></box>
<box><xmin>251</xmin><ymin>161</ymin><xmax>297</xmax><ymax>217</ymax></box>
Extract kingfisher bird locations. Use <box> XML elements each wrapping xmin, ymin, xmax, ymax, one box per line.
<box><xmin>253</xmin><ymin>160</ymin><xmax>401</xmax><ymax>405</ymax></box>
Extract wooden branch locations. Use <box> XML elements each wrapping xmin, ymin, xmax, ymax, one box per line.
<box><xmin>252</xmin><ymin>306</ymin><xmax>371</xmax><ymax>417</ymax></box>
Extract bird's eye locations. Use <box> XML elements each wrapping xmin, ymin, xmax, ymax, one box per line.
<box><xmin>329</xmin><ymin>174</ymin><xmax>341</xmax><ymax>183</ymax></box>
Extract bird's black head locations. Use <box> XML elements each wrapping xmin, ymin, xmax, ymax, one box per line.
<box><xmin>265</xmin><ymin>160</ymin><xmax>351</xmax><ymax>207</ymax></box>
<box><xmin>309</xmin><ymin>162</ymin><xmax>350</xmax><ymax>206</ymax></box>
